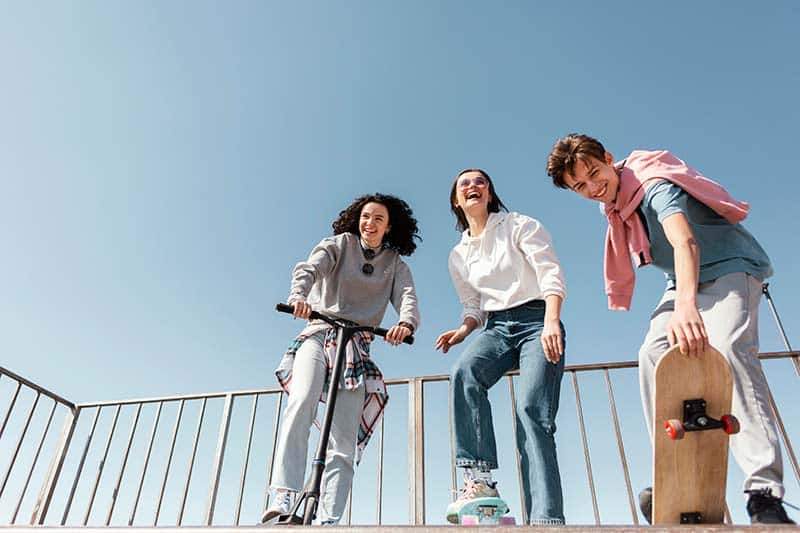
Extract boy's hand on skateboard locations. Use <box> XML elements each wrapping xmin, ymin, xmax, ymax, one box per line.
<box><xmin>541</xmin><ymin>317</ymin><xmax>563</xmax><ymax>364</ymax></box>
<box><xmin>667</xmin><ymin>305</ymin><xmax>708</xmax><ymax>357</ymax></box>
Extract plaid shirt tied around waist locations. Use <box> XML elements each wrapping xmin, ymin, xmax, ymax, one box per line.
<box><xmin>275</xmin><ymin>323</ymin><xmax>388</xmax><ymax>463</ymax></box>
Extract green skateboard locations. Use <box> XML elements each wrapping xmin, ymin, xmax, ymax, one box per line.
<box><xmin>447</xmin><ymin>496</ymin><xmax>512</xmax><ymax>525</ymax></box>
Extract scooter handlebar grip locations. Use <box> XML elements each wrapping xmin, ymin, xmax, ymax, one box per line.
<box><xmin>275</xmin><ymin>303</ymin><xmax>295</xmax><ymax>314</ymax></box>
<box><xmin>374</xmin><ymin>327</ymin><xmax>414</xmax><ymax>345</ymax></box>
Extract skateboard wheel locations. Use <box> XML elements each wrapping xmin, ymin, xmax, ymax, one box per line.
<box><xmin>665</xmin><ymin>419</ymin><xmax>685</xmax><ymax>440</ymax></box>
<box><xmin>721</xmin><ymin>414</ymin><xmax>740</xmax><ymax>435</ymax></box>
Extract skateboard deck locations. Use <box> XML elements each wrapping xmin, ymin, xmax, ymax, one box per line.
<box><xmin>653</xmin><ymin>344</ymin><xmax>737</xmax><ymax>525</ymax></box>
<box><xmin>447</xmin><ymin>496</ymin><xmax>510</xmax><ymax>525</ymax></box>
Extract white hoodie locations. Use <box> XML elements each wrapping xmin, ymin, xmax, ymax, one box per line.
<box><xmin>448</xmin><ymin>211</ymin><xmax>566</xmax><ymax>327</ymax></box>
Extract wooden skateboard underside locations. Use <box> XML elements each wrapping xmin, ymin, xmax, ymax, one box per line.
<box><xmin>653</xmin><ymin>345</ymin><xmax>733</xmax><ymax>525</ymax></box>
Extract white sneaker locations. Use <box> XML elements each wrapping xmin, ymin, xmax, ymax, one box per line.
<box><xmin>445</xmin><ymin>478</ymin><xmax>502</xmax><ymax>524</ymax></box>
<box><xmin>261</xmin><ymin>490</ymin><xmax>294</xmax><ymax>523</ymax></box>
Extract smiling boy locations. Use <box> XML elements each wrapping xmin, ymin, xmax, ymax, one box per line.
<box><xmin>545</xmin><ymin>133</ymin><xmax>794</xmax><ymax>525</ymax></box>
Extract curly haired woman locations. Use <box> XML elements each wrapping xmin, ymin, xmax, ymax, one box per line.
<box><xmin>262</xmin><ymin>193</ymin><xmax>421</xmax><ymax>525</ymax></box>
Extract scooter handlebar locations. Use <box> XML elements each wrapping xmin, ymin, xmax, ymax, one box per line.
<box><xmin>275</xmin><ymin>303</ymin><xmax>414</xmax><ymax>345</ymax></box>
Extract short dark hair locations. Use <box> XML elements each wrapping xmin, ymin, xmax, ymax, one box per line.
<box><xmin>449</xmin><ymin>168</ymin><xmax>507</xmax><ymax>233</ymax></box>
<box><xmin>546</xmin><ymin>133</ymin><xmax>608</xmax><ymax>189</ymax></box>
<box><xmin>332</xmin><ymin>193</ymin><xmax>420</xmax><ymax>256</ymax></box>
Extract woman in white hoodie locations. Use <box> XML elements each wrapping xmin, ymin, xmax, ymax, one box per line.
<box><xmin>435</xmin><ymin>169</ymin><xmax>567</xmax><ymax>526</ymax></box>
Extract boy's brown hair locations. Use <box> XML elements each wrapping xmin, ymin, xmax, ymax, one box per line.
<box><xmin>546</xmin><ymin>133</ymin><xmax>608</xmax><ymax>189</ymax></box>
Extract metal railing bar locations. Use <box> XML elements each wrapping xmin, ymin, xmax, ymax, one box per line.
<box><xmin>571</xmin><ymin>372</ymin><xmax>600</xmax><ymax>525</ymax></box>
<box><xmin>61</xmin><ymin>350</ymin><xmax>796</xmax><ymax>410</ymax></box>
<box><xmin>0</xmin><ymin>391</ymin><xmax>41</xmax><ymax>500</ymax></box>
<box><xmin>0</xmin><ymin>382</ymin><xmax>23</xmax><ymax>441</ymax></box>
<box><xmin>507</xmin><ymin>375</ymin><xmax>528</xmax><ymax>525</ymax></box>
<box><xmin>10</xmin><ymin>400</ymin><xmax>56</xmax><ymax>523</ymax></box>
<box><xmin>30</xmin><ymin>406</ymin><xmax>79</xmax><ymax>525</ymax></box>
<box><xmin>204</xmin><ymin>394</ymin><xmax>234</xmax><ymax>525</ymax></box>
<box><xmin>602</xmin><ymin>369</ymin><xmax>638</xmax><ymax>525</ymax></box>
<box><xmin>77</xmin><ymin>388</ymin><xmax>282</xmax><ymax>409</ymax></box>
<box><xmin>758</xmin><ymin>351</ymin><xmax>800</xmax><ymax>360</ymax></box>
<box><xmin>234</xmin><ymin>395</ymin><xmax>259</xmax><ymax>526</ymax></box>
<box><xmin>176</xmin><ymin>397</ymin><xmax>206</xmax><ymax>526</ymax></box>
<box><xmin>376</xmin><ymin>415</ymin><xmax>384</xmax><ymax>525</ymax></box>
<box><xmin>129</xmin><ymin>402</ymin><xmax>163</xmax><ymax>526</ymax></box>
<box><xmin>387</xmin><ymin>353</ymin><xmax>796</xmax><ymax>387</ymax></box>
<box><xmin>105</xmin><ymin>403</ymin><xmax>142</xmax><ymax>525</ymax></box>
<box><xmin>262</xmin><ymin>393</ymin><xmax>283</xmax><ymax>513</ymax></box>
<box><xmin>447</xmin><ymin>381</ymin><xmax>456</xmax><ymax>507</ymax></box>
<box><xmin>83</xmin><ymin>404</ymin><xmax>121</xmax><ymax>525</ymax></box>
<box><xmin>762</xmin><ymin>284</ymin><xmax>800</xmax><ymax>377</ymax></box>
<box><xmin>0</xmin><ymin>368</ymin><xmax>74</xmax><ymax>409</ymax></box>
<box><xmin>407</xmin><ymin>379</ymin><xmax>425</xmax><ymax>524</ymax></box>
<box><xmin>153</xmin><ymin>399</ymin><xmax>184</xmax><ymax>526</ymax></box>
<box><xmin>61</xmin><ymin>407</ymin><xmax>101</xmax><ymax>524</ymax></box>
<box><xmin>766</xmin><ymin>387</ymin><xmax>800</xmax><ymax>487</ymax></box>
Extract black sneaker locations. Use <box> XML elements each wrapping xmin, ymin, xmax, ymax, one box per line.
<box><xmin>638</xmin><ymin>486</ymin><xmax>653</xmax><ymax>525</ymax></box>
<box><xmin>746</xmin><ymin>488</ymin><xmax>796</xmax><ymax>525</ymax></box>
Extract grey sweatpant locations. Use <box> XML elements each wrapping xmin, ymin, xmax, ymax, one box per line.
<box><xmin>270</xmin><ymin>331</ymin><xmax>365</xmax><ymax>523</ymax></box>
<box><xmin>638</xmin><ymin>272</ymin><xmax>784</xmax><ymax>497</ymax></box>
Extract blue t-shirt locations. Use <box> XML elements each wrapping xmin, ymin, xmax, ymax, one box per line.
<box><xmin>638</xmin><ymin>181</ymin><xmax>772</xmax><ymax>288</ymax></box>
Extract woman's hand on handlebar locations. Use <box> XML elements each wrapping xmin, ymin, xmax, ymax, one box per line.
<box><xmin>384</xmin><ymin>324</ymin><xmax>412</xmax><ymax>346</ymax></box>
<box><xmin>292</xmin><ymin>301</ymin><xmax>312</xmax><ymax>320</ymax></box>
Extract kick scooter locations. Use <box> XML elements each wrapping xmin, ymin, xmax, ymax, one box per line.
<box><xmin>266</xmin><ymin>303</ymin><xmax>414</xmax><ymax>526</ymax></box>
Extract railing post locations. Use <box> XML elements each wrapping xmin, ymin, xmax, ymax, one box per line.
<box><xmin>408</xmin><ymin>378</ymin><xmax>425</xmax><ymax>524</ymax></box>
<box><xmin>177</xmin><ymin>398</ymin><xmax>207</xmax><ymax>526</ymax></box>
<box><xmin>204</xmin><ymin>394</ymin><xmax>234</xmax><ymax>525</ymax></box>
<box><xmin>30</xmin><ymin>406</ymin><xmax>79</xmax><ymax>525</ymax></box>
<box><xmin>105</xmin><ymin>403</ymin><xmax>142</xmax><ymax>525</ymax></box>
<box><xmin>507</xmin><ymin>375</ymin><xmax>528</xmax><ymax>524</ymax></box>
<box><xmin>262</xmin><ymin>393</ymin><xmax>284</xmax><ymax>513</ymax></box>
<box><xmin>234</xmin><ymin>395</ymin><xmax>258</xmax><ymax>526</ymax></box>
<box><xmin>376</xmin><ymin>415</ymin><xmax>385</xmax><ymax>524</ymax></box>
<box><xmin>572</xmin><ymin>371</ymin><xmax>600</xmax><ymax>525</ymax></box>
<box><xmin>603</xmin><ymin>369</ymin><xmax>638</xmax><ymax>525</ymax></box>
<box><xmin>12</xmin><ymin>401</ymin><xmax>57</xmax><ymax>524</ymax></box>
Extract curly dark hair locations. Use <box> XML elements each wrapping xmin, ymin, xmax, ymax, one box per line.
<box><xmin>332</xmin><ymin>193</ymin><xmax>421</xmax><ymax>256</ymax></box>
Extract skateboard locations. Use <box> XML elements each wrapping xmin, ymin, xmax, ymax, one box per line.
<box><xmin>652</xmin><ymin>345</ymin><xmax>740</xmax><ymax>524</ymax></box>
<box><xmin>449</xmin><ymin>496</ymin><xmax>512</xmax><ymax>525</ymax></box>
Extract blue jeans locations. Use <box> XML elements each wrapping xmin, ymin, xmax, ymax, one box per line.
<box><xmin>450</xmin><ymin>300</ymin><xmax>566</xmax><ymax>524</ymax></box>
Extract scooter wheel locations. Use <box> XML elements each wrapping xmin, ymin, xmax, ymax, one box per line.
<box><xmin>665</xmin><ymin>419</ymin><xmax>685</xmax><ymax>440</ymax></box>
<box><xmin>721</xmin><ymin>414</ymin><xmax>740</xmax><ymax>435</ymax></box>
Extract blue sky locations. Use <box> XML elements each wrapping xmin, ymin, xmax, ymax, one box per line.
<box><xmin>1</xmin><ymin>0</ymin><xmax>798</xmax><ymax>526</ymax></box>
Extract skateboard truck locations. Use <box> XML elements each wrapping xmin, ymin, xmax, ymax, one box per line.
<box><xmin>680</xmin><ymin>512</ymin><xmax>702</xmax><ymax>524</ymax></box>
<box><xmin>664</xmin><ymin>399</ymin><xmax>740</xmax><ymax>440</ymax></box>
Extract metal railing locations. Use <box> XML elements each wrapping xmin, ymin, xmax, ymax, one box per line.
<box><xmin>0</xmin><ymin>284</ymin><xmax>796</xmax><ymax>526</ymax></box>
<box><xmin>0</xmin><ymin>367</ymin><xmax>76</xmax><ymax>525</ymax></box>
<box><xmin>1</xmin><ymin>350</ymin><xmax>797</xmax><ymax>527</ymax></box>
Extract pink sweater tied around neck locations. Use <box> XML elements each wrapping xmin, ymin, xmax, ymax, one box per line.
<box><xmin>604</xmin><ymin>150</ymin><xmax>749</xmax><ymax>311</ymax></box>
